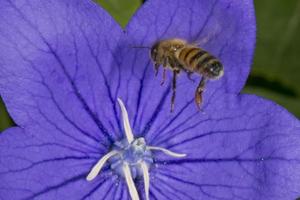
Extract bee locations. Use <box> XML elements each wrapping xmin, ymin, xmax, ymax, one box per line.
<box><xmin>150</xmin><ymin>38</ymin><xmax>224</xmax><ymax>112</ymax></box>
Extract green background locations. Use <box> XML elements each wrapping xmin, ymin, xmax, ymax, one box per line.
<box><xmin>0</xmin><ymin>0</ymin><xmax>299</xmax><ymax>131</ymax></box>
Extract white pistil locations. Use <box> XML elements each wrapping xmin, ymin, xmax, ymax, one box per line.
<box><xmin>123</xmin><ymin>163</ymin><xmax>140</xmax><ymax>200</ymax></box>
<box><xmin>86</xmin><ymin>98</ymin><xmax>187</xmax><ymax>200</ymax></box>
<box><xmin>86</xmin><ymin>150</ymin><xmax>118</xmax><ymax>181</ymax></box>
<box><xmin>147</xmin><ymin>146</ymin><xmax>186</xmax><ymax>158</ymax></box>
<box><xmin>117</xmin><ymin>98</ymin><xmax>134</xmax><ymax>143</ymax></box>
<box><xmin>141</xmin><ymin>162</ymin><xmax>150</xmax><ymax>200</ymax></box>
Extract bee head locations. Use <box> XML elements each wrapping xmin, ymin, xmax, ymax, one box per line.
<box><xmin>150</xmin><ymin>42</ymin><xmax>160</xmax><ymax>61</ymax></box>
<box><xmin>151</xmin><ymin>39</ymin><xmax>186</xmax><ymax>62</ymax></box>
<box><xmin>207</xmin><ymin>61</ymin><xmax>224</xmax><ymax>79</ymax></box>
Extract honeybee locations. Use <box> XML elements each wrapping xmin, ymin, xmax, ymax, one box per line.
<box><xmin>150</xmin><ymin>38</ymin><xmax>224</xmax><ymax>112</ymax></box>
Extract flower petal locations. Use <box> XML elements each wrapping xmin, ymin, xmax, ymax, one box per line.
<box><xmin>150</xmin><ymin>95</ymin><xmax>300</xmax><ymax>199</ymax></box>
<box><xmin>0</xmin><ymin>127</ymin><xmax>125</xmax><ymax>199</ymax></box>
<box><xmin>114</xmin><ymin>0</ymin><xmax>255</xmax><ymax>134</ymax></box>
<box><xmin>0</xmin><ymin>0</ymin><xmax>122</xmax><ymax>144</ymax></box>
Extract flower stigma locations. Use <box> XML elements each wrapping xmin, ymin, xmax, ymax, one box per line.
<box><xmin>86</xmin><ymin>98</ymin><xmax>186</xmax><ymax>200</ymax></box>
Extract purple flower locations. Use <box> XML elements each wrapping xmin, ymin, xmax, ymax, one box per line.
<box><xmin>0</xmin><ymin>0</ymin><xmax>299</xmax><ymax>199</ymax></box>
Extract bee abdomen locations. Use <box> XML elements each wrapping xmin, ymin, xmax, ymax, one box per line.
<box><xmin>189</xmin><ymin>49</ymin><xmax>209</xmax><ymax>70</ymax></box>
<box><xmin>178</xmin><ymin>47</ymin><xmax>198</xmax><ymax>67</ymax></box>
<box><xmin>195</xmin><ymin>55</ymin><xmax>215</xmax><ymax>70</ymax></box>
<box><xmin>178</xmin><ymin>47</ymin><xmax>211</xmax><ymax>71</ymax></box>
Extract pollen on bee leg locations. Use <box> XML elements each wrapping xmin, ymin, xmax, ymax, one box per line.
<box><xmin>195</xmin><ymin>90</ymin><xmax>203</xmax><ymax>110</ymax></box>
<box><xmin>195</xmin><ymin>77</ymin><xmax>207</xmax><ymax>110</ymax></box>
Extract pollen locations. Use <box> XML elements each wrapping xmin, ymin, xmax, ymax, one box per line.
<box><xmin>86</xmin><ymin>98</ymin><xmax>186</xmax><ymax>200</ymax></box>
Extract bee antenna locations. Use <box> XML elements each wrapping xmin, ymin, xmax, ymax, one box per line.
<box><xmin>131</xmin><ymin>46</ymin><xmax>151</xmax><ymax>49</ymax></box>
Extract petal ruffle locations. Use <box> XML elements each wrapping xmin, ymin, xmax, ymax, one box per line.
<box><xmin>150</xmin><ymin>95</ymin><xmax>300</xmax><ymax>200</ymax></box>
<box><xmin>0</xmin><ymin>127</ymin><xmax>128</xmax><ymax>199</ymax></box>
<box><xmin>0</xmin><ymin>0</ymin><xmax>122</xmax><ymax>144</ymax></box>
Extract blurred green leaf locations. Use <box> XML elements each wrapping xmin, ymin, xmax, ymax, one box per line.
<box><xmin>95</xmin><ymin>0</ymin><xmax>141</xmax><ymax>27</ymax></box>
<box><xmin>243</xmin><ymin>86</ymin><xmax>300</xmax><ymax>117</ymax></box>
<box><xmin>244</xmin><ymin>0</ymin><xmax>300</xmax><ymax>117</ymax></box>
<box><xmin>0</xmin><ymin>98</ymin><xmax>14</xmax><ymax>132</ymax></box>
<box><xmin>252</xmin><ymin>0</ymin><xmax>300</xmax><ymax>86</ymax></box>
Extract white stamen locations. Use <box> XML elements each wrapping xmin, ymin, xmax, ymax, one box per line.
<box><xmin>86</xmin><ymin>98</ymin><xmax>187</xmax><ymax>200</ymax></box>
<box><xmin>141</xmin><ymin>162</ymin><xmax>150</xmax><ymax>200</ymax></box>
<box><xmin>147</xmin><ymin>146</ymin><xmax>186</xmax><ymax>158</ymax></box>
<box><xmin>123</xmin><ymin>163</ymin><xmax>140</xmax><ymax>200</ymax></box>
<box><xmin>117</xmin><ymin>98</ymin><xmax>134</xmax><ymax>143</ymax></box>
<box><xmin>86</xmin><ymin>150</ymin><xmax>118</xmax><ymax>181</ymax></box>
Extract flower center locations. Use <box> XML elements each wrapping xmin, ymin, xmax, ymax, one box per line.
<box><xmin>86</xmin><ymin>98</ymin><xmax>186</xmax><ymax>200</ymax></box>
<box><xmin>109</xmin><ymin>138</ymin><xmax>153</xmax><ymax>179</ymax></box>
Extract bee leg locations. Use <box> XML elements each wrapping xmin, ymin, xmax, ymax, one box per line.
<box><xmin>154</xmin><ymin>63</ymin><xmax>160</xmax><ymax>76</ymax></box>
<box><xmin>195</xmin><ymin>77</ymin><xmax>207</xmax><ymax>110</ymax></box>
<box><xmin>161</xmin><ymin>58</ymin><xmax>169</xmax><ymax>85</ymax></box>
<box><xmin>160</xmin><ymin>68</ymin><xmax>167</xmax><ymax>85</ymax></box>
<box><xmin>171</xmin><ymin>70</ymin><xmax>179</xmax><ymax>112</ymax></box>
<box><xmin>187</xmin><ymin>72</ymin><xmax>195</xmax><ymax>82</ymax></box>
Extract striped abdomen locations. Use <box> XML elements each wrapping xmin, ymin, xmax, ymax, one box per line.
<box><xmin>176</xmin><ymin>46</ymin><xmax>222</xmax><ymax>79</ymax></box>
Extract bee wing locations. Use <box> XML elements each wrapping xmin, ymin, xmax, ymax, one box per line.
<box><xmin>190</xmin><ymin>24</ymin><xmax>222</xmax><ymax>47</ymax></box>
<box><xmin>192</xmin><ymin>36</ymin><xmax>211</xmax><ymax>47</ymax></box>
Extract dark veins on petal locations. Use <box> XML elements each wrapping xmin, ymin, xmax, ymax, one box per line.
<box><xmin>0</xmin><ymin>0</ymin><xmax>124</xmax><ymax>148</ymax></box>
<box><xmin>147</xmin><ymin>95</ymin><xmax>300</xmax><ymax>199</ymax></box>
<box><xmin>0</xmin><ymin>0</ymin><xmax>126</xmax><ymax>199</ymax></box>
<box><xmin>1</xmin><ymin>0</ymin><xmax>300</xmax><ymax>200</ymax></box>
